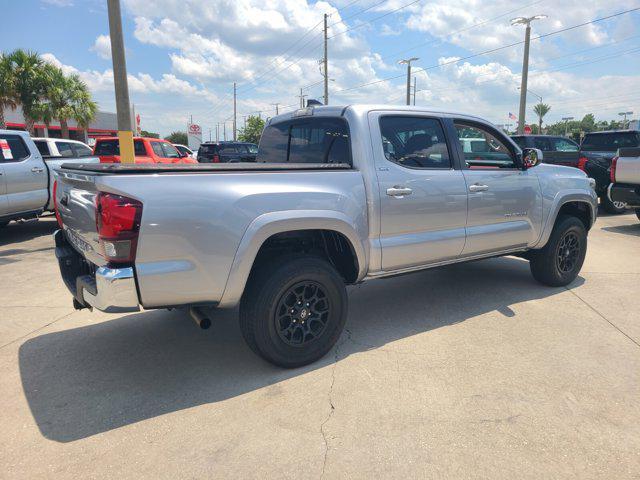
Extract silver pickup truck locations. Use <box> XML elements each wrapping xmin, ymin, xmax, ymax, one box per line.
<box><xmin>0</xmin><ymin>129</ymin><xmax>98</xmax><ymax>226</ymax></box>
<box><xmin>609</xmin><ymin>147</ymin><xmax>640</xmax><ymax>221</ymax></box>
<box><xmin>54</xmin><ymin>105</ymin><xmax>598</xmax><ymax>367</ymax></box>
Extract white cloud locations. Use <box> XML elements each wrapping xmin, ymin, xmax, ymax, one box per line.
<box><xmin>42</xmin><ymin>0</ymin><xmax>73</xmax><ymax>6</ymax></box>
<box><xmin>90</xmin><ymin>35</ymin><xmax>112</xmax><ymax>60</ymax></box>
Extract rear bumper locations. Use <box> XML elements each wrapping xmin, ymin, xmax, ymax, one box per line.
<box><xmin>54</xmin><ymin>229</ymin><xmax>140</xmax><ymax>313</ymax></box>
<box><xmin>608</xmin><ymin>183</ymin><xmax>640</xmax><ymax>207</ymax></box>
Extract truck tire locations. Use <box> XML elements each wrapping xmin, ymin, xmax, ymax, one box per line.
<box><xmin>529</xmin><ymin>215</ymin><xmax>587</xmax><ymax>287</ymax></box>
<box><xmin>239</xmin><ymin>256</ymin><xmax>348</xmax><ymax>368</ymax></box>
<box><xmin>600</xmin><ymin>190</ymin><xmax>626</xmax><ymax>214</ymax></box>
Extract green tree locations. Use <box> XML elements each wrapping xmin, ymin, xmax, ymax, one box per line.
<box><xmin>7</xmin><ymin>49</ymin><xmax>46</xmax><ymax>135</ymax></box>
<box><xmin>533</xmin><ymin>103</ymin><xmax>551</xmax><ymax>133</ymax></box>
<box><xmin>0</xmin><ymin>52</ymin><xmax>18</xmax><ymax>129</ymax></box>
<box><xmin>164</xmin><ymin>131</ymin><xmax>188</xmax><ymax>145</ymax></box>
<box><xmin>238</xmin><ymin>115</ymin><xmax>265</xmax><ymax>144</ymax></box>
<box><xmin>140</xmin><ymin>130</ymin><xmax>159</xmax><ymax>139</ymax></box>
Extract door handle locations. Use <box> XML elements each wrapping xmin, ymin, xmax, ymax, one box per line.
<box><xmin>31</xmin><ymin>167</ymin><xmax>45</xmax><ymax>173</ymax></box>
<box><xmin>469</xmin><ymin>183</ymin><xmax>489</xmax><ymax>192</ymax></box>
<box><xmin>386</xmin><ymin>186</ymin><xmax>413</xmax><ymax>197</ymax></box>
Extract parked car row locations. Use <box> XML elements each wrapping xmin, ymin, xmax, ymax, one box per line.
<box><xmin>512</xmin><ymin>130</ymin><xmax>640</xmax><ymax>214</ymax></box>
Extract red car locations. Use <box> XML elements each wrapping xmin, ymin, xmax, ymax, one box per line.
<box><xmin>93</xmin><ymin>137</ymin><xmax>198</xmax><ymax>164</ymax></box>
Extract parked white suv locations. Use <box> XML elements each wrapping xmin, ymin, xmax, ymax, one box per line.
<box><xmin>32</xmin><ymin>137</ymin><xmax>94</xmax><ymax>158</ymax></box>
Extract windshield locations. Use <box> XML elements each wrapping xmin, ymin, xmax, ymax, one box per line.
<box><xmin>581</xmin><ymin>132</ymin><xmax>639</xmax><ymax>152</ymax></box>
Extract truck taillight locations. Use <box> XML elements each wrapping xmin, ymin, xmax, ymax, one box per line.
<box><xmin>213</xmin><ymin>154</ymin><xmax>220</xmax><ymax>163</ymax></box>
<box><xmin>577</xmin><ymin>157</ymin><xmax>588</xmax><ymax>171</ymax></box>
<box><xmin>96</xmin><ymin>192</ymin><xmax>143</xmax><ymax>264</ymax></box>
<box><xmin>610</xmin><ymin>156</ymin><xmax>618</xmax><ymax>183</ymax></box>
<box><xmin>52</xmin><ymin>180</ymin><xmax>63</xmax><ymax>228</ymax></box>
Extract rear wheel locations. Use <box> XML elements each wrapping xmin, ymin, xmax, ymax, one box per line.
<box><xmin>601</xmin><ymin>190</ymin><xmax>626</xmax><ymax>214</ymax></box>
<box><xmin>239</xmin><ymin>256</ymin><xmax>348</xmax><ymax>368</ymax></box>
<box><xmin>529</xmin><ymin>215</ymin><xmax>587</xmax><ymax>287</ymax></box>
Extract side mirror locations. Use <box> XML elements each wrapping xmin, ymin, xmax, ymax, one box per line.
<box><xmin>522</xmin><ymin>148</ymin><xmax>543</xmax><ymax>170</ymax></box>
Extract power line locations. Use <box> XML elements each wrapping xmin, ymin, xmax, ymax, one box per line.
<box><xmin>328</xmin><ymin>0</ymin><xmax>422</xmax><ymax>39</ymax></box>
<box><xmin>334</xmin><ymin>7</ymin><xmax>640</xmax><ymax>95</ymax></box>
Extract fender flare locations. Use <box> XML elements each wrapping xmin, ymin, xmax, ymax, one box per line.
<box><xmin>532</xmin><ymin>190</ymin><xmax>597</xmax><ymax>248</ymax></box>
<box><xmin>217</xmin><ymin>210</ymin><xmax>368</xmax><ymax>308</ymax></box>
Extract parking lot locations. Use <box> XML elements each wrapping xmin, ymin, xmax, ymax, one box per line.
<box><xmin>1</xmin><ymin>211</ymin><xmax>639</xmax><ymax>479</ymax></box>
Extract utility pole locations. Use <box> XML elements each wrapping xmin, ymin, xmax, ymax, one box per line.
<box><xmin>233</xmin><ymin>82</ymin><xmax>237</xmax><ymax>141</ymax></box>
<box><xmin>562</xmin><ymin>117</ymin><xmax>574</xmax><ymax>137</ymax></box>
<box><xmin>398</xmin><ymin>58</ymin><xmax>418</xmax><ymax>106</ymax></box>
<box><xmin>243</xmin><ymin>115</ymin><xmax>247</xmax><ymax>129</ymax></box>
<box><xmin>223</xmin><ymin>123</ymin><xmax>226</xmax><ymax>142</ymax></box>
<box><xmin>413</xmin><ymin>76</ymin><xmax>417</xmax><ymax>106</ymax></box>
<box><xmin>512</xmin><ymin>15</ymin><xmax>546</xmax><ymax>134</ymax></box>
<box><xmin>107</xmin><ymin>0</ymin><xmax>134</xmax><ymax>163</ymax></box>
<box><xmin>271</xmin><ymin>103</ymin><xmax>280</xmax><ymax>115</ymax></box>
<box><xmin>298</xmin><ymin>88</ymin><xmax>308</xmax><ymax>108</ymax></box>
<box><xmin>215</xmin><ymin>123</ymin><xmax>219</xmax><ymax>142</ymax></box>
<box><xmin>323</xmin><ymin>13</ymin><xmax>329</xmax><ymax>105</ymax></box>
<box><xmin>208</xmin><ymin>129</ymin><xmax>211</xmax><ymax>142</ymax></box>
<box><xmin>619</xmin><ymin>111</ymin><xmax>633</xmax><ymax>129</ymax></box>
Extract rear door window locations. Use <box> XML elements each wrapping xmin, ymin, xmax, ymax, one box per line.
<box><xmin>379</xmin><ymin>116</ymin><xmax>451</xmax><ymax>169</ymax></box>
<box><xmin>0</xmin><ymin>134</ymin><xmax>31</xmax><ymax>162</ymax></box>
<box><xmin>551</xmin><ymin>137</ymin><xmax>578</xmax><ymax>152</ymax></box>
<box><xmin>34</xmin><ymin>140</ymin><xmax>51</xmax><ymax>156</ymax></box>
<box><xmin>57</xmin><ymin>142</ymin><xmax>75</xmax><ymax>157</ymax></box>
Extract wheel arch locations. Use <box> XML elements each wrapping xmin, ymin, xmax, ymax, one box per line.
<box><xmin>218</xmin><ymin>210</ymin><xmax>367</xmax><ymax>308</ymax></box>
<box><xmin>533</xmin><ymin>191</ymin><xmax>597</xmax><ymax>249</ymax></box>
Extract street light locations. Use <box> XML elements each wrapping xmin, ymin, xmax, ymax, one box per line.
<box><xmin>398</xmin><ymin>57</ymin><xmax>419</xmax><ymax>106</ymax></box>
<box><xmin>512</xmin><ymin>15</ymin><xmax>547</xmax><ymax>134</ymax></box>
<box><xmin>518</xmin><ymin>87</ymin><xmax>544</xmax><ymax>132</ymax></box>
<box><xmin>562</xmin><ymin>116</ymin><xmax>574</xmax><ymax>137</ymax></box>
<box><xmin>619</xmin><ymin>111</ymin><xmax>633</xmax><ymax>129</ymax></box>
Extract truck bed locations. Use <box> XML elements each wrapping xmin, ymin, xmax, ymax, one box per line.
<box><xmin>60</xmin><ymin>162</ymin><xmax>352</xmax><ymax>174</ymax></box>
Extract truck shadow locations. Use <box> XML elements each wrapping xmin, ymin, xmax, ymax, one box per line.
<box><xmin>0</xmin><ymin>216</ymin><xmax>57</xmax><ymax>247</ymax></box>
<box><xmin>19</xmin><ymin>256</ymin><xmax>582</xmax><ymax>443</ymax></box>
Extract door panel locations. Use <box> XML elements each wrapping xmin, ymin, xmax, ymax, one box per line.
<box><xmin>1</xmin><ymin>134</ymin><xmax>48</xmax><ymax>214</ymax></box>
<box><xmin>0</xmin><ymin>165</ymin><xmax>8</xmax><ymax>216</ymax></box>
<box><xmin>462</xmin><ymin>169</ymin><xmax>541</xmax><ymax>254</ymax></box>
<box><xmin>370</xmin><ymin>113</ymin><xmax>468</xmax><ymax>271</ymax></box>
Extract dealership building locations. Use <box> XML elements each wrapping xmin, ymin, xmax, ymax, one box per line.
<box><xmin>2</xmin><ymin>105</ymin><xmax>118</xmax><ymax>144</ymax></box>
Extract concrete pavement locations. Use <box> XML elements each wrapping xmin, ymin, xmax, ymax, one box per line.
<box><xmin>1</xmin><ymin>212</ymin><xmax>639</xmax><ymax>479</ymax></box>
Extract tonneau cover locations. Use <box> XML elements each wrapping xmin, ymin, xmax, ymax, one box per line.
<box><xmin>60</xmin><ymin>162</ymin><xmax>352</xmax><ymax>174</ymax></box>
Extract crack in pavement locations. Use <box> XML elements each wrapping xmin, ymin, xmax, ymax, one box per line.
<box><xmin>565</xmin><ymin>286</ymin><xmax>640</xmax><ymax>348</ymax></box>
<box><xmin>0</xmin><ymin>309</ymin><xmax>75</xmax><ymax>350</ymax></box>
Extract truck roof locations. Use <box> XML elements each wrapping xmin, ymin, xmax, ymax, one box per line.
<box><xmin>584</xmin><ymin>130</ymin><xmax>639</xmax><ymax>135</ymax></box>
<box><xmin>267</xmin><ymin>104</ymin><xmax>491</xmax><ymax>125</ymax></box>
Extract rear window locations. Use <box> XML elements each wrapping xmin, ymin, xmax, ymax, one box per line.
<box><xmin>0</xmin><ymin>134</ymin><xmax>31</xmax><ymax>162</ymax></box>
<box><xmin>258</xmin><ymin>117</ymin><xmax>351</xmax><ymax>164</ymax></box>
<box><xmin>56</xmin><ymin>142</ymin><xmax>75</xmax><ymax>157</ymax></box>
<box><xmin>73</xmin><ymin>143</ymin><xmax>94</xmax><ymax>157</ymax></box>
<box><xmin>198</xmin><ymin>144</ymin><xmax>218</xmax><ymax>154</ymax></box>
<box><xmin>34</xmin><ymin>140</ymin><xmax>51</xmax><ymax>156</ymax></box>
<box><xmin>95</xmin><ymin>139</ymin><xmax>146</xmax><ymax>156</ymax></box>
<box><xmin>581</xmin><ymin>132</ymin><xmax>640</xmax><ymax>152</ymax></box>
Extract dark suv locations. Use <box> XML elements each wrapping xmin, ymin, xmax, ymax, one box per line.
<box><xmin>196</xmin><ymin>142</ymin><xmax>258</xmax><ymax>163</ymax></box>
<box><xmin>579</xmin><ymin>130</ymin><xmax>640</xmax><ymax>213</ymax></box>
<box><xmin>511</xmin><ymin>135</ymin><xmax>580</xmax><ymax>167</ymax></box>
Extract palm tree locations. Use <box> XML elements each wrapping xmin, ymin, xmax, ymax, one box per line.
<box><xmin>38</xmin><ymin>66</ymin><xmax>97</xmax><ymax>139</ymax></box>
<box><xmin>0</xmin><ymin>53</ymin><xmax>18</xmax><ymax>129</ymax></box>
<box><xmin>7</xmin><ymin>49</ymin><xmax>46</xmax><ymax>135</ymax></box>
<box><xmin>533</xmin><ymin>103</ymin><xmax>551</xmax><ymax>133</ymax></box>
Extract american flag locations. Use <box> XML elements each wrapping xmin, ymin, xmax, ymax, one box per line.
<box><xmin>509</xmin><ymin>112</ymin><xmax>518</xmax><ymax>120</ymax></box>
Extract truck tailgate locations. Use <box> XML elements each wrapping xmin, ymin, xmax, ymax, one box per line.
<box><xmin>615</xmin><ymin>147</ymin><xmax>640</xmax><ymax>184</ymax></box>
<box><xmin>55</xmin><ymin>170</ymin><xmax>104</xmax><ymax>266</ymax></box>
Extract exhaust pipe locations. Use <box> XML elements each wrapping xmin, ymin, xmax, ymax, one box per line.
<box><xmin>189</xmin><ymin>306</ymin><xmax>211</xmax><ymax>330</ymax></box>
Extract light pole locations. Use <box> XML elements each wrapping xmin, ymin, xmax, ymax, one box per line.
<box><xmin>562</xmin><ymin>116</ymin><xmax>574</xmax><ymax>137</ymax></box>
<box><xmin>398</xmin><ymin>57</ymin><xmax>419</xmax><ymax>106</ymax></box>
<box><xmin>512</xmin><ymin>15</ymin><xmax>547</xmax><ymax>134</ymax></box>
<box><xmin>619</xmin><ymin>111</ymin><xmax>633</xmax><ymax>129</ymax></box>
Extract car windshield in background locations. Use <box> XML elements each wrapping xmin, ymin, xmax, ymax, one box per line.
<box><xmin>581</xmin><ymin>132</ymin><xmax>639</xmax><ymax>152</ymax></box>
<box><xmin>95</xmin><ymin>140</ymin><xmax>146</xmax><ymax>156</ymax></box>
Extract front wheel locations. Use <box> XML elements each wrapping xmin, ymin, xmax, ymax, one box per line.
<box><xmin>239</xmin><ymin>256</ymin><xmax>348</xmax><ymax>368</ymax></box>
<box><xmin>601</xmin><ymin>190</ymin><xmax>626</xmax><ymax>214</ymax></box>
<box><xmin>529</xmin><ymin>215</ymin><xmax>587</xmax><ymax>287</ymax></box>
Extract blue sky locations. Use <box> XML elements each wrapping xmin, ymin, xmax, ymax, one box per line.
<box><xmin>2</xmin><ymin>0</ymin><xmax>639</xmax><ymax>136</ymax></box>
